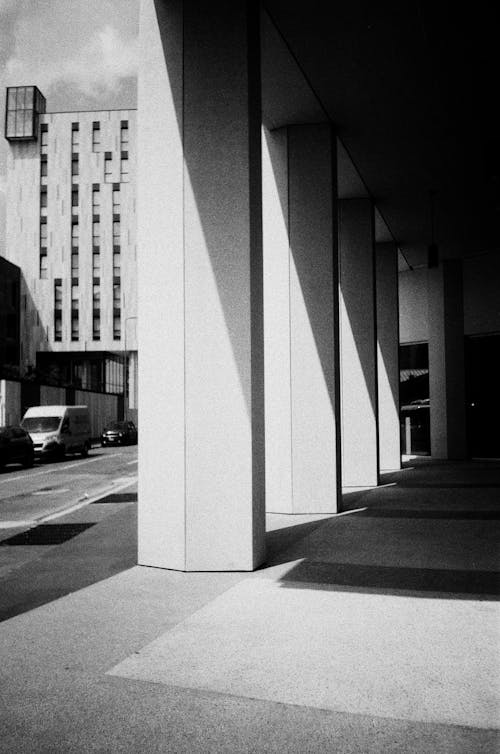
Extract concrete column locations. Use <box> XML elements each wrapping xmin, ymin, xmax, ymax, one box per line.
<box><xmin>428</xmin><ymin>259</ymin><xmax>466</xmax><ymax>459</ymax></box>
<box><xmin>263</xmin><ymin>125</ymin><xmax>340</xmax><ymax>513</ymax></box>
<box><xmin>127</xmin><ymin>351</ymin><xmax>138</xmax><ymax>411</ymax></box>
<box><xmin>137</xmin><ymin>0</ymin><xmax>265</xmax><ymax>571</ymax></box>
<box><xmin>376</xmin><ymin>242</ymin><xmax>401</xmax><ymax>471</ymax></box>
<box><xmin>339</xmin><ymin>199</ymin><xmax>379</xmax><ymax>488</ymax></box>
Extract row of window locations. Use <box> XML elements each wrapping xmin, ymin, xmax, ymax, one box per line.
<box><xmin>66</xmin><ymin>249</ymin><xmax>121</xmax><ymax>278</ymax></box>
<box><xmin>40</xmin><ymin>182</ymin><xmax>122</xmax><ymax>210</ymax></box>
<box><xmin>54</xmin><ymin>277</ymin><xmax>121</xmax><ymax>342</ymax></box>
<box><xmin>40</xmin><ymin>145</ymin><xmax>129</xmax><ymax>183</ymax></box>
<box><xmin>39</xmin><ymin>229</ymin><xmax>122</xmax><ymax>274</ymax></box>
<box><xmin>40</xmin><ymin>120</ymin><xmax>129</xmax><ymax>150</ymax></box>
<box><xmin>40</xmin><ymin>183</ymin><xmax>123</xmax><ymax>279</ymax></box>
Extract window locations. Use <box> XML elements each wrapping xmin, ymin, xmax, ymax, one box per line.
<box><xmin>40</xmin><ymin>248</ymin><xmax>48</xmax><ymax>279</ymax></box>
<box><xmin>40</xmin><ymin>154</ymin><xmax>48</xmax><ymax>177</ymax></box>
<box><xmin>92</xmin><ymin>285</ymin><xmax>100</xmax><ymax>340</ymax></box>
<box><xmin>113</xmin><ymin>283</ymin><xmax>121</xmax><ymax>340</ymax></box>
<box><xmin>104</xmin><ymin>151</ymin><xmax>112</xmax><ymax>182</ymax></box>
<box><xmin>71</xmin><ymin>220</ymin><xmax>79</xmax><ymax>245</ymax></box>
<box><xmin>54</xmin><ymin>279</ymin><xmax>62</xmax><ymax>341</ymax></box>
<box><xmin>92</xmin><ymin>220</ymin><xmax>100</xmax><ymax>245</ymax></box>
<box><xmin>40</xmin><ymin>185</ymin><xmax>47</xmax><ymax>208</ymax></box>
<box><xmin>71</xmin><ymin>185</ymin><xmax>78</xmax><ymax>208</ymax></box>
<box><xmin>113</xmin><ymin>251</ymin><xmax>121</xmax><ymax>277</ymax></box>
<box><xmin>71</xmin><ymin>154</ymin><xmax>79</xmax><ymax>176</ymax></box>
<box><xmin>112</xmin><ymin>184</ymin><xmax>120</xmax><ymax>212</ymax></box>
<box><xmin>71</xmin><ymin>250</ymin><xmax>79</xmax><ymax>282</ymax></box>
<box><xmin>92</xmin><ymin>121</ymin><xmax>100</xmax><ymax>152</ymax></box>
<box><xmin>5</xmin><ymin>85</ymin><xmax>45</xmax><ymax>141</ymax></box>
<box><xmin>92</xmin><ymin>184</ymin><xmax>100</xmax><ymax>211</ymax></box>
<box><xmin>41</xmin><ymin>123</ymin><xmax>48</xmax><ymax>148</ymax></box>
<box><xmin>120</xmin><ymin>120</ymin><xmax>129</xmax><ymax>146</ymax></box>
<box><xmin>113</xmin><ymin>219</ymin><xmax>120</xmax><ymax>245</ymax></box>
<box><xmin>71</xmin><ymin>122</ymin><xmax>79</xmax><ymax>149</ymax></box>
<box><xmin>120</xmin><ymin>151</ymin><xmax>129</xmax><ymax>183</ymax></box>
<box><xmin>71</xmin><ymin>290</ymin><xmax>79</xmax><ymax>341</ymax></box>
<box><xmin>40</xmin><ymin>217</ymin><xmax>48</xmax><ymax>243</ymax></box>
<box><xmin>92</xmin><ymin>251</ymin><xmax>100</xmax><ymax>277</ymax></box>
<box><xmin>71</xmin><ymin>288</ymin><xmax>80</xmax><ymax>340</ymax></box>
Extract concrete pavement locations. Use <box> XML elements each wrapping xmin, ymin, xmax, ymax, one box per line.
<box><xmin>0</xmin><ymin>459</ymin><xmax>498</xmax><ymax>752</ymax></box>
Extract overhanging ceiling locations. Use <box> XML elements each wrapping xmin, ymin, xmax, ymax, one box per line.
<box><xmin>264</xmin><ymin>2</ymin><xmax>500</xmax><ymax>265</ymax></box>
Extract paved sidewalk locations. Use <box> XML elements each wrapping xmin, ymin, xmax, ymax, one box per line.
<box><xmin>0</xmin><ymin>461</ymin><xmax>499</xmax><ymax>752</ymax></box>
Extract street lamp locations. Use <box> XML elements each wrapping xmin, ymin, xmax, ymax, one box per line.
<box><xmin>123</xmin><ymin>315</ymin><xmax>137</xmax><ymax>420</ymax></box>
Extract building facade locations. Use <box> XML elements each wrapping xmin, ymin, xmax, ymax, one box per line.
<box><xmin>4</xmin><ymin>86</ymin><xmax>137</xmax><ymax>412</ymax></box>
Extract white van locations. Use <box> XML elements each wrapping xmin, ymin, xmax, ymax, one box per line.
<box><xmin>21</xmin><ymin>405</ymin><xmax>91</xmax><ymax>460</ymax></box>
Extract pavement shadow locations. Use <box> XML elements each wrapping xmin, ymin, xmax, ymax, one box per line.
<box><xmin>278</xmin><ymin>559</ymin><xmax>500</xmax><ymax>600</ymax></box>
<box><xmin>0</xmin><ymin>505</ymin><xmax>137</xmax><ymax>623</ymax></box>
<box><xmin>275</xmin><ymin>460</ymin><xmax>500</xmax><ymax>601</ymax></box>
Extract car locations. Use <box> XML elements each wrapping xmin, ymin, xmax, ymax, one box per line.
<box><xmin>0</xmin><ymin>426</ymin><xmax>35</xmax><ymax>469</ymax></box>
<box><xmin>101</xmin><ymin>420</ymin><xmax>138</xmax><ymax>446</ymax></box>
<box><xmin>21</xmin><ymin>405</ymin><xmax>91</xmax><ymax>460</ymax></box>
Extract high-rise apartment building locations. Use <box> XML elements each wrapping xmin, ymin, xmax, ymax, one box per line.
<box><xmin>3</xmin><ymin>85</ymin><xmax>137</xmax><ymax>410</ymax></box>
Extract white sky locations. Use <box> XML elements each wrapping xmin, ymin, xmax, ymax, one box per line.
<box><xmin>0</xmin><ymin>0</ymin><xmax>139</xmax><ymax>249</ymax></box>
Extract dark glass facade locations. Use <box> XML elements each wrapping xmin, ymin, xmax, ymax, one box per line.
<box><xmin>0</xmin><ymin>258</ymin><xmax>21</xmax><ymax>375</ymax></box>
<box><xmin>5</xmin><ymin>86</ymin><xmax>46</xmax><ymax>141</ymax></box>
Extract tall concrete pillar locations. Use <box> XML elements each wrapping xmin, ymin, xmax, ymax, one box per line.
<box><xmin>263</xmin><ymin>125</ymin><xmax>340</xmax><ymax>513</ymax></box>
<box><xmin>376</xmin><ymin>242</ymin><xmax>401</xmax><ymax>471</ymax></box>
<box><xmin>428</xmin><ymin>259</ymin><xmax>466</xmax><ymax>459</ymax></box>
<box><xmin>137</xmin><ymin>0</ymin><xmax>265</xmax><ymax>570</ymax></box>
<box><xmin>339</xmin><ymin>199</ymin><xmax>379</xmax><ymax>488</ymax></box>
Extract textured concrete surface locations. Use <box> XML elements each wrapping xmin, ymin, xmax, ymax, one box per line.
<box><xmin>110</xmin><ymin>577</ymin><xmax>499</xmax><ymax>729</ymax></box>
<box><xmin>0</xmin><ymin>459</ymin><xmax>499</xmax><ymax>752</ymax></box>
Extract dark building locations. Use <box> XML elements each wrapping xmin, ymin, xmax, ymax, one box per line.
<box><xmin>0</xmin><ymin>257</ymin><xmax>21</xmax><ymax>376</ymax></box>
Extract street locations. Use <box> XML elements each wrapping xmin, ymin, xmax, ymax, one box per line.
<box><xmin>0</xmin><ymin>444</ymin><xmax>138</xmax><ymax>608</ymax></box>
<box><xmin>0</xmin><ymin>443</ymin><xmax>137</xmax><ymax>526</ymax></box>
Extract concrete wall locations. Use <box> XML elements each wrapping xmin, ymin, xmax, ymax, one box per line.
<box><xmin>0</xmin><ymin>380</ymin><xmax>21</xmax><ymax>426</ymax></box>
<box><xmin>464</xmin><ymin>253</ymin><xmax>500</xmax><ymax>335</ymax></box>
<box><xmin>75</xmin><ymin>390</ymin><xmax>119</xmax><ymax>438</ymax></box>
<box><xmin>339</xmin><ymin>198</ymin><xmax>378</xmax><ymax>487</ymax></box>
<box><xmin>263</xmin><ymin>124</ymin><xmax>339</xmax><ymax>513</ymax></box>
<box><xmin>400</xmin><ymin>252</ymin><xmax>500</xmax><ymax>343</ymax></box>
<box><xmin>138</xmin><ymin>0</ymin><xmax>265</xmax><ymax>571</ymax></box>
<box><xmin>40</xmin><ymin>385</ymin><xmax>66</xmax><ymax>405</ymax></box>
<box><xmin>399</xmin><ymin>268</ymin><xmax>429</xmax><ymax>343</ymax></box>
<box><xmin>376</xmin><ymin>243</ymin><xmax>401</xmax><ymax>471</ymax></box>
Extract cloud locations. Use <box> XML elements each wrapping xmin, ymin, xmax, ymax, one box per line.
<box><xmin>6</xmin><ymin>24</ymin><xmax>138</xmax><ymax>102</ymax></box>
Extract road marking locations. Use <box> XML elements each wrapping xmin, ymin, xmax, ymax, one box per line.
<box><xmin>0</xmin><ymin>453</ymin><xmax>124</xmax><ymax>484</ymax></box>
<box><xmin>39</xmin><ymin>478</ymin><xmax>137</xmax><ymax>523</ymax></box>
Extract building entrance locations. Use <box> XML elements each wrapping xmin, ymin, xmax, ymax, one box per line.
<box><xmin>466</xmin><ymin>333</ymin><xmax>500</xmax><ymax>458</ymax></box>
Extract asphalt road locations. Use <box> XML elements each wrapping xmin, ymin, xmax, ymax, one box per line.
<box><xmin>0</xmin><ymin>443</ymin><xmax>138</xmax><ymax>527</ymax></box>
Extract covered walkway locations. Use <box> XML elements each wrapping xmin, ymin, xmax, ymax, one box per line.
<box><xmin>0</xmin><ymin>459</ymin><xmax>498</xmax><ymax>751</ymax></box>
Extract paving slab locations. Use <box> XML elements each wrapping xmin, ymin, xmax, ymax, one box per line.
<box><xmin>110</xmin><ymin>577</ymin><xmax>500</xmax><ymax>730</ymax></box>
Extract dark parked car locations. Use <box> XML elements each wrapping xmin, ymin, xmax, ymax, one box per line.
<box><xmin>0</xmin><ymin>426</ymin><xmax>35</xmax><ymax>469</ymax></box>
<box><xmin>101</xmin><ymin>420</ymin><xmax>138</xmax><ymax>446</ymax></box>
